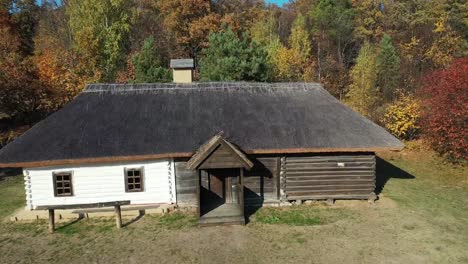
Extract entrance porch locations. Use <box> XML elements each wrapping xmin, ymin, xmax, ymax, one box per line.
<box><xmin>187</xmin><ymin>135</ymin><xmax>253</xmax><ymax>226</ymax></box>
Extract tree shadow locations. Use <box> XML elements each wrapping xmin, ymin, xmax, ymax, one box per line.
<box><xmin>375</xmin><ymin>156</ymin><xmax>415</xmax><ymax>194</ymax></box>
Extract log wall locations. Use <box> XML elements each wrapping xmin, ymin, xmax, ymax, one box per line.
<box><xmin>283</xmin><ymin>155</ymin><xmax>376</xmax><ymax>200</ymax></box>
<box><xmin>174</xmin><ymin>159</ymin><xmax>198</xmax><ymax>206</ymax></box>
<box><xmin>243</xmin><ymin>157</ymin><xmax>279</xmax><ymax>206</ymax></box>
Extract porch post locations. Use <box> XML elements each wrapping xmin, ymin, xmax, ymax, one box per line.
<box><xmin>240</xmin><ymin>168</ymin><xmax>244</xmax><ymax>217</ymax></box>
<box><xmin>197</xmin><ymin>169</ymin><xmax>201</xmax><ymax>218</ymax></box>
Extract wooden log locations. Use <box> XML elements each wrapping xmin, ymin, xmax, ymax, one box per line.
<box><xmin>114</xmin><ymin>205</ymin><xmax>122</xmax><ymax>229</ymax></box>
<box><xmin>48</xmin><ymin>209</ymin><xmax>55</xmax><ymax>233</ymax></box>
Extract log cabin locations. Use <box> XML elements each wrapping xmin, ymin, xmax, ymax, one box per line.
<box><xmin>0</xmin><ymin>59</ymin><xmax>403</xmax><ymax>225</ymax></box>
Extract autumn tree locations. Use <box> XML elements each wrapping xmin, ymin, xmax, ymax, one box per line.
<box><xmin>199</xmin><ymin>28</ymin><xmax>270</xmax><ymax>81</ymax></box>
<box><xmin>157</xmin><ymin>0</ymin><xmax>220</xmax><ymax>59</ymax></box>
<box><xmin>381</xmin><ymin>91</ymin><xmax>420</xmax><ymax>140</ymax></box>
<box><xmin>352</xmin><ymin>0</ymin><xmax>384</xmax><ymax>43</ymax></box>
<box><xmin>309</xmin><ymin>0</ymin><xmax>355</xmax><ymax>97</ymax></box>
<box><xmin>346</xmin><ymin>43</ymin><xmax>381</xmax><ymax>119</ymax></box>
<box><xmin>419</xmin><ymin>58</ymin><xmax>468</xmax><ymax>161</ymax></box>
<box><xmin>376</xmin><ymin>34</ymin><xmax>400</xmax><ymax>101</ymax></box>
<box><xmin>67</xmin><ymin>0</ymin><xmax>134</xmax><ymax>81</ymax></box>
<box><xmin>0</xmin><ymin>10</ymin><xmax>50</xmax><ymax>123</ymax></box>
<box><xmin>10</xmin><ymin>0</ymin><xmax>40</xmax><ymax>55</ymax></box>
<box><xmin>132</xmin><ymin>37</ymin><xmax>171</xmax><ymax>83</ymax></box>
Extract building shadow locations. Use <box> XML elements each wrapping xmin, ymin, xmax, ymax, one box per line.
<box><xmin>0</xmin><ymin>168</ymin><xmax>23</xmax><ymax>181</ymax></box>
<box><xmin>375</xmin><ymin>156</ymin><xmax>415</xmax><ymax>194</ymax></box>
<box><xmin>244</xmin><ymin>187</ymin><xmax>264</xmax><ymax>224</ymax></box>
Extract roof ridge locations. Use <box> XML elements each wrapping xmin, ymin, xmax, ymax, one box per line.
<box><xmin>83</xmin><ymin>82</ymin><xmax>323</xmax><ymax>93</ymax></box>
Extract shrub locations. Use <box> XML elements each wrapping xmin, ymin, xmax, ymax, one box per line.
<box><xmin>419</xmin><ymin>58</ymin><xmax>468</xmax><ymax>161</ymax></box>
<box><xmin>381</xmin><ymin>91</ymin><xmax>421</xmax><ymax>140</ymax></box>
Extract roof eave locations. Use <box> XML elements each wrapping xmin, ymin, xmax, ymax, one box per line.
<box><xmin>0</xmin><ymin>146</ymin><xmax>404</xmax><ymax>169</ymax></box>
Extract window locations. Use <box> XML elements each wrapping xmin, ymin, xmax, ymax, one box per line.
<box><xmin>53</xmin><ymin>172</ymin><xmax>73</xmax><ymax>197</ymax></box>
<box><xmin>125</xmin><ymin>167</ymin><xmax>144</xmax><ymax>192</ymax></box>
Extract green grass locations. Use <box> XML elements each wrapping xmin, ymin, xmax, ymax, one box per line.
<box><xmin>144</xmin><ymin>212</ymin><xmax>198</xmax><ymax>230</ymax></box>
<box><xmin>253</xmin><ymin>205</ymin><xmax>354</xmax><ymax>226</ymax></box>
<box><xmin>0</xmin><ymin>175</ymin><xmax>25</xmax><ymax>219</ymax></box>
<box><xmin>378</xmin><ymin>149</ymin><xmax>468</xmax><ymax>239</ymax></box>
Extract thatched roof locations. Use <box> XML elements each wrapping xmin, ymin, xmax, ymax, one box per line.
<box><xmin>0</xmin><ymin>82</ymin><xmax>403</xmax><ymax>168</ymax></box>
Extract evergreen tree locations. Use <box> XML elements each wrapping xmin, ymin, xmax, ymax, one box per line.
<box><xmin>132</xmin><ymin>37</ymin><xmax>171</xmax><ymax>83</ymax></box>
<box><xmin>376</xmin><ymin>34</ymin><xmax>400</xmax><ymax>101</ymax></box>
<box><xmin>200</xmin><ymin>28</ymin><xmax>270</xmax><ymax>81</ymax></box>
<box><xmin>346</xmin><ymin>42</ymin><xmax>381</xmax><ymax>119</ymax></box>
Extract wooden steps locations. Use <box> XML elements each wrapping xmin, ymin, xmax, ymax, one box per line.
<box><xmin>199</xmin><ymin>215</ymin><xmax>245</xmax><ymax>226</ymax></box>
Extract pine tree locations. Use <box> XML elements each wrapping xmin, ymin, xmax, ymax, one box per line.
<box><xmin>199</xmin><ymin>28</ymin><xmax>270</xmax><ymax>81</ymax></box>
<box><xmin>132</xmin><ymin>37</ymin><xmax>171</xmax><ymax>83</ymax></box>
<box><xmin>346</xmin><ymin>42</ymin><xmax>381</xmax><ymax>119</ymax></box>
<box><xmin>376</xmin><ymin>34</ymin><xmax>400</xmax><ymax>102</ymax></box>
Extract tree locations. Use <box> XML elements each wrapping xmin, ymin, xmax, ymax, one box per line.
<box><xmin>346</xmin><ymin>43</ymin><xmax>381</xmax><ymax>119</ymax></box>
<box><xmin>10</xmin><ymin>0</ymin><xmax>40</xmax><ymax>55</ymax></box>
<box><xmin>309</xmin><ymin>0</ymin><xmax>355</xmax><ymax>97</ymax></box>
<box><xmin>132</xmin><ymin>37</ymin><xmax>171</xmax><ymax>83</ymax></box>
<box><xmin>0</xmin><ymin>10</ymin><xmax>50</xmax><ymax>123</ymax></box>
<box><xmin>199</xmin><ymin>28</ymin><xmax>270</xmax><ymax>81</ymax></box>
<box><xmin>67</xmin><ymin>0</ymin><xmax>134</xmax><ymax>81</ymax></box>
<box><xmin>157</xmin><ymin>0</ymin><xmax>218</xmax><ymax>58</ymax></box>
<box><xmin>35</xmin><ymin>47</ymin><xmax>89</xmax><ymax>107</ymax></box>
<box><xmin>419</xmin><ymin>58</ymin><xmax>468</xmax><ymax>161</ymax></box>
<box><xmin>376</xmin><ymin>34</ymin><xmax>400</xmax><ymax>101</ymax></box>
<box><xmin>289</xmin><ymin>14</ymin><xmax>311</xmax><ymax>61</ymax></box>
<box><xmin>352</xmin><ymin>0</ymin><xmax>384</xmax><ymax>43</ymax></box>
<box><xmin>381</xmin><ymin>91</ymin><xmax>420</xmax><ymax>140</ymax></box>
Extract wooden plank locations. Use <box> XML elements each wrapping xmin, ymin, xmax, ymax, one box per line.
<box><xmin>285</xmin><ymin>184</ymin><xmax>375</xmax><ymax>191</ymax></box>
<box><xmin>287</xmin><ymin>178</ymin><xmax>375</xmax><ymax>184</ymax></box>
<box><xmin>287</xmin><ymin>194</ymin><xmax>371</xmax><ymax>200</ymax></box>
<box><xmin>286</xmin><ymin>175</ymin><xmax>375</xmax><ymax>181</ymax></box>
<box><xmin>287</xmin><ymin>189</ymin><xmax>373</xmax><ymax>195</ymax></box>
<box><xmin>285</xmin><ymin>171</ymin><xmax>374</xmax><ymax>177</ymax></box>
<box><xmin>35</xmin><ymin>200</ymin><xmax>131</xmax><ymax>210</ymax></box>
<box><xmin>285</xmin><ymin>166</ymin><xmax>375</xmax><ymax>172</ymax></box>
<box><xmin>286</xmin><ymin>156</ymin><xmax>374</xmax><ymax>163</ymax></box>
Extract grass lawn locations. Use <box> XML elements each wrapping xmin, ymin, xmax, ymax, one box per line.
<box><xmin>0</xmin><ymin>146</ymin><xmax>466</xmax><ymax>264</ymax></box>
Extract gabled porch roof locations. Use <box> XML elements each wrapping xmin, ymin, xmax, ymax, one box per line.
<box><xmin>187</xmin><ymin>135</ymin><xmax>254</xmax><ymax>171</ymax></box>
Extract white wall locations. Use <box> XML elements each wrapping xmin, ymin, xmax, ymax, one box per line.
<box><xmin>23</xmin><ymin>159</ymin><xmax>176</xmax><ymax>209</ymax></box>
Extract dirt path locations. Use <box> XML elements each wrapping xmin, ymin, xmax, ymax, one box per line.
<box><xmin>1</xmin><ymin>198</ymin><xmax>466</xmax><ymax>264</ymax></box>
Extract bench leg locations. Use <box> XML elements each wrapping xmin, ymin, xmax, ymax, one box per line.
<box><xmin>48</xmin><ymin>209</ymin><xmax>55</xmax><ymax>233</ymax></box>
<box><xmin>114</xmin><ymin>205</ymin><xmax>122</xmax><ymax>229</ymax></box>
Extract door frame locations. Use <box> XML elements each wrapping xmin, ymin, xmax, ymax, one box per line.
<box><xmin>197</xmin><ymin>167</ymin><xmax>244</xmax><ymax>218</ymax></box>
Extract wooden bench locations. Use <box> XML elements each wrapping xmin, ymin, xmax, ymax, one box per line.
<box><xmin>35</xmin><ymin>201</ymin><xmax>131</xmax><ymax>233</ymax></box>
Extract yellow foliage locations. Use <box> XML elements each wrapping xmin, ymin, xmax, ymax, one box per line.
<box><xmin>400</xmin><ymin>37</ymin><xmax>420</xmax><ymax>61</ymax></box>
<box><xmin>381</xmin><ymin>91</ymin><xmax>421</xmax><ymax>140</ymax></box>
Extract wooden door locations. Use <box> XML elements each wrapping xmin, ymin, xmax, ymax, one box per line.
<box><xmin>209</xmin><ymin>173</ymin><xmax>225</xmax><ymax>199</ymax></box>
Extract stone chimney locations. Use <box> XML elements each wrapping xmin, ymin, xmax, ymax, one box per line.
<box><xmin>170</xmin><ymin>59</ymin><xmax>194</xmax><ymax>83</ymax></box>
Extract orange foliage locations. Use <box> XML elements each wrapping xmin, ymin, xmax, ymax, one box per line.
<box><xmin>35</xmin><ymin>48</ymin><xmax>89</xmax><ymax>108</ymax></box>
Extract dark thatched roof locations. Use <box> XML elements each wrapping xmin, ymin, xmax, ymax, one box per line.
<box><xmin>0</xmin><ymin>82</ymin><xmax>403</xmax><ymax>167</ymax></box>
